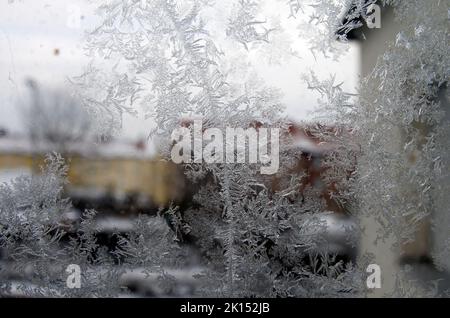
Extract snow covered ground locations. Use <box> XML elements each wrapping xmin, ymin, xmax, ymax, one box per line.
<box><xmin>0</xmin><ymin>262</ymin><xmax>203</xmax><ymax>298</ymax></box>
<box><xmin>0</xmin><ymin>168</ymin><xmax>31</xmax><ymax>184</ymax></box>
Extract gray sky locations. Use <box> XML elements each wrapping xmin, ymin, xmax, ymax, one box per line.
<box><xmin>0</xmin><ymin>0</ymin><xmax>360</xmax><ymax>140</ymax></box>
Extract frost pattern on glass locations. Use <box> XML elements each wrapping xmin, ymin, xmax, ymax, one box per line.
<box><xmin>1</xmin><ymin>0</ymin><xmax>449</xmax><ymax>298</ymax></box>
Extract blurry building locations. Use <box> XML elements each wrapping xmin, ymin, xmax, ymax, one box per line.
<box><xmin>0</xmin><ymin>134</ymin><xmax>186</xmax><ymax>214</ymax></box>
